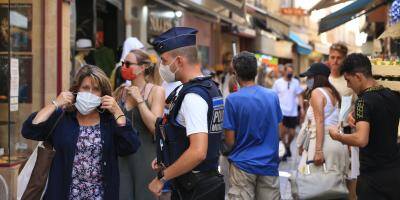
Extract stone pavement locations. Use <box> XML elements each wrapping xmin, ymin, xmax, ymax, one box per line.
<box><xmin>279</xmin><ymin>139</ymin><xmax>300</xmax><ymax>200</ymax></box>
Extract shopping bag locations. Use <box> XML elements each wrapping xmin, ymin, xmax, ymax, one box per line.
<box><xmin>17</xmin><ymin>143</ymin><xmax>39</xmax><ymax>200</ymax></box>
<box><xmin>290</xmin><ymin>161</ymin><xmax>348</xmax><ymax>200</ymax></box>
<box><xmin>19</xmin><ymin>112</ymin><xmax>64</xmax><ymax>200</ymax></box>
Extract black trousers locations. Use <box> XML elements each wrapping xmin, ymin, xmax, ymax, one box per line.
<box><xmin>171</xmin><ymin>173</ymin><xmax>225</xmax><ymax>200</ymax></box>
<box><xmin>357</xmin><ymin>167</ymin><xmax>400</xmax><ymax>200</ymax></box>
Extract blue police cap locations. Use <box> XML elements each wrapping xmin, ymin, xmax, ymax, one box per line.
<box><xmin>152</xmin><ymin>27</ymin><xmax>198</xmax><ymax>54</ymax></box>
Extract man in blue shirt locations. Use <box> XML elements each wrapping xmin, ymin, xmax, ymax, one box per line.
<box><xmin>223</xmin><ymin>51</ymin><xmax>282</xmax><ymax>200</ymax></box>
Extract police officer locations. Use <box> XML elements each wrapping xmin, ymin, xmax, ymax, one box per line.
<box><xmin>148</xmin><ymin>27</ymin><xmax>225</xmax><ymax>200</ymax></box>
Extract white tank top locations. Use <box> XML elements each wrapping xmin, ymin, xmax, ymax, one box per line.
<box><xmin>306</xmin><ymin>87</ymin><xmax>339</xmax><ymax>127</ymax></box>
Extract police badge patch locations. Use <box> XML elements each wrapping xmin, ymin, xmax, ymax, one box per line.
<box><xmin>210</xmin><ymin>97</ymin><xmax>224</xmax><ymax>134</ymax></box>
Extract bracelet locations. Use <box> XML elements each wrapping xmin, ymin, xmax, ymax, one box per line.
<box><xmin>315</xmin><ymin>150</ymin><xmax>323</xmax><ymax>153</ymax></box>
<box><xmin>137</xmin><ymin>100</ymin><xmax>145</xmax><ymax>105</ymax></box>
<box><xmin>115</xmin><ymin>114</ymin><xmax>125</xmax><ymax>121</ymax></box>
<box><xmin>51</xmin><ymin>100</ymin><xmax>59</xmax><ymax>109</ymax></box>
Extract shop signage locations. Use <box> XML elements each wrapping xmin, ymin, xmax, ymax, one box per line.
<box><xmin>148</xmin><ymin>13</ymin><xmax>174</xmax><ymax>35</ymax></box>
<box><xmin>10</xmin><ymin>58</ymin><xmax>19</xmax><ymax>112</ymax></box>
<box><xmin>280</xmin><ymin>8</ymin><xmax>307</xmax><ymax>16</ymax></box>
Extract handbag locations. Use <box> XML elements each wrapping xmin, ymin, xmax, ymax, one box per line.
<box><xmin>290</xmin><ymin>160</ymin><xmax>348</xmax><ymax>200</ymax></box>
<box><xmin>290</xmin><ymin>123</ymin><xmax>348</xmax><ymax>199</ymax></box>
<box><xmin>21</xmin><ymin>112</ymin><xmax>64</xmax><ymax>200</ymax></box>
<box><xmin>297</xmin><ymin>119</ymin><xmax>312</xmax><ymax>151</ymax></box>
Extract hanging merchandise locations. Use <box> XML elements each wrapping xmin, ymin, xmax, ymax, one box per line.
<box><xmin>390</xmin><ymin>0</ymin><xmax>400</xmax><ymax>24</ymax></box>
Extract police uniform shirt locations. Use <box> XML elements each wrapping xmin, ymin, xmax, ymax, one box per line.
<box><xmin>174</xmin><ymin>83</ymin><xmax>209</xmax><ymax>136</ymax></box>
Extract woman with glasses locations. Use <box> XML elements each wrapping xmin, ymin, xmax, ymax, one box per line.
<box><xmin>114</xmin><ymin>49</ymin><xmax>165</xmax><ymax>200</ymax></box>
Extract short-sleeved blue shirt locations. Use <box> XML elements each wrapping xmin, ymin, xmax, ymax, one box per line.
<box><xmin>223</xmin><ymin>85</ymin><xmax>282</xmax><ymax>176</ymax></box>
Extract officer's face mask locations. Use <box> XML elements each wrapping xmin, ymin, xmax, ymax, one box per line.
<box><xmin>287</xmin><ymin>73</ymin><xmax>293</xmax><ymax>79</ymax></box>
<box><xmin>306</xmin><ymin>78</ymin><xmax>314</xmax><ymax>89</ymax></box>
<box><xmin>75</xmin><ymin>92</ymin><xmax>102</xmax><ymax>115</ymax></box>
<box><xmin>159</xmin><ymin>58</ymin><xmax>178</xmax><ymax>83</ymax></box>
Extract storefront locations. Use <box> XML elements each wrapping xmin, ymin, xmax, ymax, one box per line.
<box><xmin>0</xmin><ymin>0</ymin><xmax>70</xmax><ymax>198</ymax></box>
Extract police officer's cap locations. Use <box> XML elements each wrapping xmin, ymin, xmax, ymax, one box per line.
<box><xmin>153</xmin><ymin>27</ymin><xmax>198</xmax><ymax>55</ymax></box>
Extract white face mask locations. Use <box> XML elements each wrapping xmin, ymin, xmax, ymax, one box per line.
<box><xmin>75</xmin><ymin>92</ymin><xmax>101</xmax><ymax>115</ymax></box>
<box><xmin>159</xmin><ymin>58</ymin><xmax>178</xmax><ymax>83</ymax></box>
<box><xmin>306</xmin><ymin>78</ymin><xmax>314</xmax><ymax>89</ymax></box>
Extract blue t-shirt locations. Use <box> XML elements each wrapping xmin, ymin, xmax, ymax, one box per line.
<box><xmin>223</xmin><ymin>85</ymin><xmax>282</xmax><ymax>176</ymax></box>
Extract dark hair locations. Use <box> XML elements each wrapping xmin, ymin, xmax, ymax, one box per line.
<box><xmin>340</xmin><ymin>53</ymin><xmax>372</xmax><ymax>78</ymax></box>
<box><xmin>330</xmin><ymin>42</ymin><xmax>348</xmax><ymax>56</ymax></box>
<box><xmin>232</xmin><ymin>51</ymin><xmax>257</xmax><ymax>81</ymax></box>
<box><xmin>308</xmin><ymin>75</ymin><xmax>342</xmax><ymax>106</ymax></box>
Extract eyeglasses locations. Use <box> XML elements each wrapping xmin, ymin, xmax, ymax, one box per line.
<box><xmin>122</xmin><ymin>61</ymin><xmax>139</xmax><ymax>67</ymax></box>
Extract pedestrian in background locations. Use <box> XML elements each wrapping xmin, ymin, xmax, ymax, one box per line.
<box><xmin>21</xmin><ymin>65</ymin><xmax>140</xmax><ymax>199</ymax></box>
<box><xmin>327</xmin><ymin>42</ymin><xmax>359</xmax><ymax>200</ymax></box>
<box><xmin>329</xmin><ymin>53</ymin><xmax>400</xmax><ymax>200</ymax></box>
<box><xmin>114</xmin><ymin>49</ymin><xmax>165</xmax><ymax>200</ymax></box>
<box><xmin>110</xmin><ymin>37</ymin><xmax>145</xmax><ymax>90</ymax></box>
<box><xmin>223</xmin><ymin>51</ymin><xmax>282</xmax><ymax>200</ymax></box>
<box><xmin>273</xmin><ymin>66</ymin><xmax>304</xmax><ymax>161</ymax></box>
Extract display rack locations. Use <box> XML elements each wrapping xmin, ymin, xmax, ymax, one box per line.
<box><xmin>372</xmin><ymin>64</ymin><xmax>400</xmax><ymax>137</ymax></box>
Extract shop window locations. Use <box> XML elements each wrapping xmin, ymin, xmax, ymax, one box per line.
<box><xmin>0</xmin><ymin>0</ymin><xmax>43</xmax><ymax>170</ymax></box>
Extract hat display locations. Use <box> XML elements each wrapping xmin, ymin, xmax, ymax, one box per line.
<box><xmin>300</xmin><ymin>62</ymin><xmax>330</xmax><ymax>77</ymax></box>
<box><xmin>76</xmin><ymin>39</ymin><xmax>94</xmax><ymax>50</ymax></box>
<box><xmin>120</xmin><ymin>37</ymin><xmax>145</xmax><ymax>61</ymax></box>
<box><xmin>152</xmin><ymin>27</ymin><xmax>198</xmax><ymax>54</ymax></box>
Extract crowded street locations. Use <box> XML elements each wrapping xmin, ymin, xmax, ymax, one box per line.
<box><xmin>1</xmin><ymin>0</ymin><xmax>400</xmax><ymax>200</ymax></box>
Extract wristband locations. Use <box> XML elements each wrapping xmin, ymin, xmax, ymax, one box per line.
<box><xmin>115</xmin><ymin>114</ymin><xmax>125</xmax><ymax>121</ymax></box>
<box><xmin>52</xmin><ymin>100</ymin><xmax>59</xmax><ymax>109</ymax></box>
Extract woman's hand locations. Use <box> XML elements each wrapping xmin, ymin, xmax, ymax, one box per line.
<box><xmin>125</xmin><ymin>86</ymin><xmax>144</xmax><ymax>103</ymax></box>
<box><xmin>55</xmin><ymin>91</ymin><xmax>75</xmax><ymax>108</ymax></box>
<box><xmin>101</xmin><ymin>95</ymin><xmax>126</xmax><ymax>126</ymax></box>
<box><xmin>151</xmin><ymin>158</ymin><xmax>162</xmax><ymax>172</ymax></box>
<box><xmin>101</xmin><ymin>95</ymin><xmax>123</xmax><ymax>115</ymax></box>
<box><xmin>314</xmin><ymin>151</ymin><xmax>325</xmax><ymax>166</ymax></box>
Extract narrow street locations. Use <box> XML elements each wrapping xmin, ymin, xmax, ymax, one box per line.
<box><xmin>279</xmin><ymin>136</ymin><xmax>300</xmax><ymax>200</ymax></box>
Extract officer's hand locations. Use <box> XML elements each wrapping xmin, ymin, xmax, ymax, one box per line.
<box><xmin>148</xmin><ymin>177</ymin><xmax>164</xmax><ymax>197</ymax></box>
<box><xmin>151</xmin><ymin>158</ymin><xmax>161</xmax><ymax>172</ymax></box>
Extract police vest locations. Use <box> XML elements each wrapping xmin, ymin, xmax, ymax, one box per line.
<box><xmin>156</xmin><ymin>76</ymin><xmax>223</xmax><ymax>172</ymax></box>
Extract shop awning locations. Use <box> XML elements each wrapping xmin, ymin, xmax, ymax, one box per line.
<box><xmin>289</xmin><ymin>32</ymin><xmax>313</xmax><ymax>55</ymax></box>
<box><xmin>308</xmin><ymin>0</ymin><xmax>348</xmax><ymax>12</ymax></box>
<box><xmin>318</xmin><ymin>0</ymin><xmax>388</xmax><ymax>34</ymax></box>
<box><xmin>378</xmin><ymin>22</ymin><xmax>400</xmax><ymax>39</ymax></box>
<box><xmin>106</xmin><ymin>0</ymin><xmax>122</xmax><ymax>10</ymax></box>
<box><xmin>215</xmin><ymin>0</ymin><xmax>246</xmax><ymax>17</ymax></box>
<box><xmin>246</xmin><ymin>3</ymin><xmax>291</xmax><ymax>36</ymax></box>
<box><xmin>174</xmin><ymin>0</ymin><xmax>247</xmax><ymax>26</ymax></box>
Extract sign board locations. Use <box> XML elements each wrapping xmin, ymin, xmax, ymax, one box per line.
<box><xmin>10</xmin><ymin>58</ymin><xmax>19</xmax><ymax>112</ymax></box>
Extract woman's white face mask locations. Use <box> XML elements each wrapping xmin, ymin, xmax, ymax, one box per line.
<box><xmin>75</xmin><ymin>92</ymin><xmax>101</xmax><ymax>115</ymax></box>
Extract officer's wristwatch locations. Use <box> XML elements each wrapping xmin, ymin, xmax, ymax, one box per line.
<box><xmin>157</xmin><ymin>170</ymin><xmax>167</xmax><ymax>184</ymax></box>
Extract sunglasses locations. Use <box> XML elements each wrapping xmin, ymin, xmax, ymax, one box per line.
<box><xmin>122</xmin><ymin>61</ymin><xmax>139</xmax><ymax>67</ymax></box>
